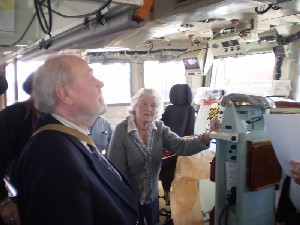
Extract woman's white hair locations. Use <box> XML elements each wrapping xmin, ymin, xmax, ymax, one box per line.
<box><xmin>128</xmin><ymin>88</ymin><xmax>164</xmax><ymax>120</ymax></box>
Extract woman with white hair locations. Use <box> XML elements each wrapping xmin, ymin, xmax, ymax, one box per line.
<box><xmin>108</xmin><ymin>88</ymin><xmax>220</xmax><ymax>225</ymax></box>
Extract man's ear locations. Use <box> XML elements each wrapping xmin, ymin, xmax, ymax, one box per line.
<box><xmin>55</xmin><ymin>83</ymin><xmax>73</xmax><ymax>105</ymax></box>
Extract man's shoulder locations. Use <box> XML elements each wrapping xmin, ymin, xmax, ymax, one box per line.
<box><xmin>97</xmin><ymin>116</ymin><xmax>110</xmax><ymax>124</ymax></box>
<box><xmin>0</xmin><ymin>101</ymin><xmax>27</xmax><ymax>114</ymax></box>
<box><xmin>113</xmin><ymin>120</ymin><xmax>127</xmax><ymax>132</ymax></box>
<box><xmin>0</xmin><ymin>102</ymin><xmax>29</xmax><ymax>124</ymax></box>
<box><xmin>93</xmin><ymin>116</ymin><xmax>112</xmax><ymax>128</ymax></box>
<box><xmin>154</xmin><ymin>120</ymin><xmax>164</xmax><ymax>129</ymax></box>
<box><xmin>23</xmin><ymin>124</ymin><xmax>84</xmax><ymax>161</ymax></box>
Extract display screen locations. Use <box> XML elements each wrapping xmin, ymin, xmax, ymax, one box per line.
<box><xmin>183</xmin><ymin>57</ymin><xmax>200</xmax><ymax>70</ymax></box>
<box><xmin>221</xmin><ymin>39</ymin><xmax>239</xmax><ymax>47</ymax></box>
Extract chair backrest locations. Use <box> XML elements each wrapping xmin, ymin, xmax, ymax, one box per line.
<box><xmin>161</xmin><ymin>84</ymin><xmax>195</xmax><ymax>137</ymax></box>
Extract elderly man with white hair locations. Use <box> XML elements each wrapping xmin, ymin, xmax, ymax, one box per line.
<box><xmin>14</xmin><ymin>55</ymin><xmax>145</xmax><ymax>225</ymax></box>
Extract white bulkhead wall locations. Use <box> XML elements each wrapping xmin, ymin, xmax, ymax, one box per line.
<box><xmin>101</xmin><ymin>55</ymin><xmax>204</xmax><ymax>127</ymax></box>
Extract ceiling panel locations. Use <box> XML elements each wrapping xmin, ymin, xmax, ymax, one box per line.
<box><xmin>0</xmin><ymin>0</ymin><xmax>298</xmax><ymax>63</ymax></box>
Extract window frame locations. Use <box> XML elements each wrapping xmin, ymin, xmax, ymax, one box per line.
<box><xmin>144</xmin><ymin>60</ymin><xmax>187</xmax><ymax>102</ymax></box>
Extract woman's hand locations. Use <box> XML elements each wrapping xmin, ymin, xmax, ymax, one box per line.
<box><xmin>0</xmin><ymin>201</ymin><xmax>20</xmax><ymax>225</ymax></box>
<box><xmin>290</xmin><ymin>160</ymin><xmax>300</xmax><ymax>185</ymax></box>
<box><xmin>209</xmin><ymin>117</ymin><xmax>221</xmax><ymax>132</ymax></box>
<box><xmin>200</xmin><ymin>117</ymin><xmax>221</xmax><ymax>144</ymax></box>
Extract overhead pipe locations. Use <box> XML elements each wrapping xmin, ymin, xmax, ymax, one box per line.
<box><xmin>16</xmin><ymin>10</ymin><xmax>144</xmax><ymax>62</ymax></box>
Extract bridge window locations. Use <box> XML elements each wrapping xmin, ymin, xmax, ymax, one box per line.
<box><xmin>144</xmin><ymin>61</ymin><xmax>186</xmax><ymax>102</ymax></box>
<box><xmin>6</xmin><ymin>61</ymin><xmax>44</xmax><ymax>106</ymax></box>
<box><xmin>210</xmin><ymin>53</ymin><xmax>275</xmax><ymax>96</ymax></box>
<box><xmin>89</xmin><ymin>63</ymin><xmax>131</xmax><ymax>104</ymax></box>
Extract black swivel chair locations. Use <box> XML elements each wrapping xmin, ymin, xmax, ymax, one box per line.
<box><xmin>159</xmin><ymin>84</ymin><xmax>195</xmax><ymax>222</ymax></box>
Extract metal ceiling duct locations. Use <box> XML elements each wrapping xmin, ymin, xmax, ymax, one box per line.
<box><xmin>16</xmin><ymin>11</ymin><xmax>144</xmax><ymax>62</ymax></box>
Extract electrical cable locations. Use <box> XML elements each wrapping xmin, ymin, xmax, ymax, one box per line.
<box><xmin>246</xmin><ymin>116</ymin><xmax>262</xmax><ymax>130</ymax></box>
<box><xmin>49</xmin><ymin>7</ymin><xmax>101</xmax><ymax>18</ymax></box>
<box><xmin>0</xmin><ymin>0</ymin><xmax>112</xmax><ymax>49</ymax></box>
<box><xmin>87</xmin><ymin>48</ymin><xmax>188</xmax><ymax>57</ymax></box>
<box><xmin>255</xmin><ymin>4</ymin><xmax>272</xmax><ymax>14</ymax></box>
<box><xmin>34</xmin><ymin>0</ymin><xmax>112</xmax><ymax>49</ymax></box>
<box><xmin>239</xmin><ymin>28</ymin><xmax>252</xmax><ymax>37</ymax></box>
<box><xmin>34</xmin><ymin>0</ymin><xmax>52</xmax><ymax>35</ymax></box>
<box><xmin>148</xmin><ymin>42</ymin><xmax>154</xmax><ymax>51</ymax></box>
<box><xmin>37</xmin><ymin>0</ymin><xmax>50</xmax><ymax>32</ymax></box>
<box><xmin>218</xmin><ymin>204</ymin><xmax>230</xmax><ymax>225</ymax></box>
<box><xmin>1</xmin><ymin>0</ymin><xmax>111</xmax><ymax>46</ymax></box>
<box><xmin>0</xmin><ymin>13</ymin><xmax>37</xmax><ymax>47</ymax></box>
<box><xmin>167</xmin><ymin>48</ymin><xmax>206</xmax><ymax>61</ymax></box>
<box><xmin>41</xmin><ymin>0</ymin><xmax>112</xmax><ymax>19</ymax></box>
<box><xmin>255</xmin><ymin>4</ymin><xmax>281</xmax><ymax>15</ymax></box>
<box><xmin>218</xmin><ymin>187</ymin><xmax>236</xmax><ymax>225</ymax></box>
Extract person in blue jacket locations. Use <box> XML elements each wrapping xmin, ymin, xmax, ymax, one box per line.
<box><xmin>89</xmin><ymin>115</ymin><xmax>113</xmax><ymax>156</ymax></box>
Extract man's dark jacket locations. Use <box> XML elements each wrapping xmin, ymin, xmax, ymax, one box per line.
<box><xmin>14</xmin><ymin>114</ymin><xmax>144</xmax><ymax>225</ymax></box>
<box><xmin>0</xmin><ymin>100</ymin><xmax>37</xmax><ymax>202</ymax></box>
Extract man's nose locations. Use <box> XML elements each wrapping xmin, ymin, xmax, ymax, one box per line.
<box><xmin>97</xmin><ymin>79</ymin><xmax>104</xmax><ymax>88</ymax></box>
